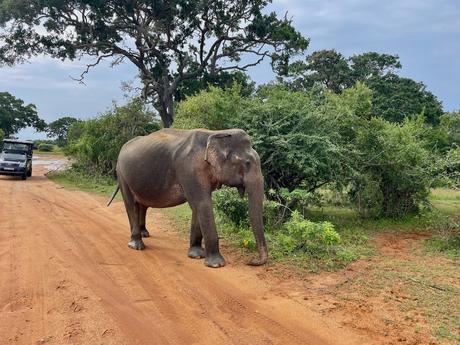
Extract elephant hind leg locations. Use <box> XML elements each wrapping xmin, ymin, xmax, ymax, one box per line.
<box><xmin>139</xmin><ymin>206</ymin><xmax>150</xmax><ymax>238</ymax></box>
<box><xmin>188</xmin><ymin>211</ymin><xmax>204</xmax><ymax>259</ymax></box>
<box><xmin>119</xmin><ymin>177</ymin><xmax>145</xmax><ymax>250</ymax></box>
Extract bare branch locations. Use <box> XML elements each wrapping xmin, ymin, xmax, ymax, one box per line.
<box><xmin>70</xmin><ymin>53</ymin><xmax>114</xmax><ymax>84</ymax></box>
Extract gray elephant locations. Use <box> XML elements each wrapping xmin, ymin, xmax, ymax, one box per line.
<box><xmin>108</xmin><ymin>128</ymin><xmax>267</xmax><ymax>268</ymax></box>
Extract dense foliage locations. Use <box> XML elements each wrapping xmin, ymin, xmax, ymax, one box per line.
<box><xmin>232</xmin><ymin>86</ymin><xmax>356</xmax><ymax>193</ymax></box>
<box><xmin>175</xmin><ymin>82</ymin><xmax>444</xmax><ymax>218</ymax></box>
<box><xmin>0</xmin><ymin>91</ymin><xmax>45</xmax><ymax>136</ymax></box>
<box><xmin>174</xmin><ymin>84</ymin><xmax>246</xmax><ymax>130</ymax></box>
<box><xmin>66</xmin><ymin>98</ymin><xmax>159</xmax><ymax>176</ymax></box>
<box><xmin>281</xmin><ymin>50</ymin><xmax>443</xmax><ymax>124</ymax></box>
<box><xmin>213</xmin><ymin>187</ymin><xmax>355</xmax><ymax>266</ymax></box>
<box><xmin>350</xmin><ymin>116</ymin><xmax>433</xmax><ymax>217</ymax></box>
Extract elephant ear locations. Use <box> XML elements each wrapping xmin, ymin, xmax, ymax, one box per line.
<box><xmin>204</xmin><ymin>133</ymin><xmax>232</xmax><ymax>167</ymax></box>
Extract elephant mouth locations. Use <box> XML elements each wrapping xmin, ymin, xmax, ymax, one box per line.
<box><xmin>237</xmin><ymin>185</ymin><xmax>246</xmax><ymax>198</ymax></box>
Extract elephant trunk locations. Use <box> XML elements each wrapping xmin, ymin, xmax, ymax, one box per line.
<box><xmin>244</xmin><ymin>168</ymin><xmax>268</xmax><ymax>266</ymax></box>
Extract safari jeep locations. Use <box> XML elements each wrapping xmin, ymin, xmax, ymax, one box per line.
<box><xmin>0</xmin><ymin>139</ymin><xmax>34</xmax><ymax>180</ymax></box>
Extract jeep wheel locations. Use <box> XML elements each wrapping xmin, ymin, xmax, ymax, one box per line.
<box><xmin>21</xmin><ymin>174</ymin><xmax>27</xmax><ymax>180</ymax></box>
<box><xmin>27</xmin><ymin>169</ymin><xmax>32</xmax><ymax>177</ymax></box>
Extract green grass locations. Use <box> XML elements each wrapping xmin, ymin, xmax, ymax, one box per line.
<box><xmin>161</xmin><ymin>203</ymin><xmax>193</xmax><ymax>232</ymax></box>
<box><xmin>335</xmin><ymin>252</ymin><xmax>460</xmax><ymax>343</ymax></box>
<box><xmin>429</xmin><ymin>188</ymin><xmax>460</xmax><ymax>216</ymax></box>
<box><xmin>33</xmin><ymin>145</ymin><xmax>63</xmax><ymax>155</ymax></box>
<box><xmin>48</xmin><ymin>169</ymin><xmax>119</xmax><ymax>198</ymax></box>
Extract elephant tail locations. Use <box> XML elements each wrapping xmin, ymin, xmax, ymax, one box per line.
<box><xmin>107</xmin><ymin>185</ymin><xmax>120</xmax><ymax>207</ymax></box>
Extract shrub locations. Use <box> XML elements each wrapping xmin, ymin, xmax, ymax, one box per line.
<box><xmin>66</xmin><ymin>98</ymin><xmax>160</xmax><ymax>175</ymax></box>
<box><xmin>277</xmin><ymin>188</ymin><xmax>319</xmax><ymax>213</ymax></box>
<box><xmin>351</xmin><ymin>116</ymin><xmax>433</xmax><ymax>218</ymax></box>
<box><xmin>231</xmin><ymin>86</ymin><xmax>357</xmax><ymax>192</ymax></box>
<box><xmin>38</xmin><ymin>143</ymin><xmax>54</xmax><ymax>152</ymax></box>
<box><xmin>214</xmin><ymin>187</ymin><xmax>282</xmax><ymax>228</ymax></box>
<box><xmin>174</xmin><ymin>84</ymin><xmax>245</xmax><ymax>130</ymax></box>
<box><xmin>0</xmin><ymin>128</ymin><xmax>4</xmax><ymax>142</ymax></box>
<box><xmin>214</xmin><ymin>187</ymin><xmax>249</xmax><ymax>227</ymax></box>
<box><xmin>425</xmin><ymin>213</ymin><xmax>460</xmax><ymax>256</ymax></box>
<box><xmin>279</xmin><ymin>211</ymin><xmax>341</xmax><ymax>256</ymax></box>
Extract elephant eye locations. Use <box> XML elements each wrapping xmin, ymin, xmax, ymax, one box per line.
<box><xmin>245</xmin><ymin>160</ymin><xmax>251</xmax><ymax>169</ymax></box>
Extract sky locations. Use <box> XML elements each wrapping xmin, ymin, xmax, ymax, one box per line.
<box><xmin>0</xmin><ymin>0</ymin><xmax>459</xmax><ymax>140</ymax></box>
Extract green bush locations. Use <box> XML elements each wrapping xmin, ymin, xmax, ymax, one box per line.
<box><xmin>351</xmin><ymin>116</ymin><xmax>433</xmax><ymax>218</ymax></box>
<box><xmin>174</xmin><ymin>84</ymin><xmax>245</xmax><ymax>130</ymax></box>
<box><xmin>180</xmin><ymin>83</ymin><xmax>435</xmax><ymax>219</ymax></box>
<box><xmin>425</xmin><ymin>213</ymin><xmax>460</xmax><ymax>256</ymax></box>
<box><xmin>231</xmin><ymin>85</ymin><xmax>358</xmax><ymax>192</ymax></box>
<box><xmin>66</xmin><ymin>98</ymin><xmax>160</xmax><ymax>175</ymax></box>
<box><xmin>279</xmin><ymin>211</ymin><xmax>341</xmax><ymax>255</ymax></box>
<box><xmin>214</xmin><ymin>187</ymin><xmax>249</xmax><ymax>226</ymax></box>
<box><xmin>214</xmin><ymin>187</ymin><xmax>281</xmax><ymax>228</ymax></box>
<box><xmin>38</xmin><ymin>143</ymin><xmax>54</xmax><ymax>152</ymax></box>
<box><xmin>214</xmin><ymin>188</ymin><xmax>349</xmax><ymax>264</ymax></box>
<box><xmin>0</xmin><ymin>128</ymin><xmax>4</xmax><ymax>142</ymax></box>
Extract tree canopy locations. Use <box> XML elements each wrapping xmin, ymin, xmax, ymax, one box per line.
<box><xmin>366</xmin><ymin>73</ymin><xmax>443</xmax><ymax>124</ymax></box>
<box><xmin>0</xmin><ymin>91</ymin><xmax>46</xmax><ymax>137</ymax></box>
<box><xmin>46</xmin><ymin>116</ymin><xmax>79</xmax><ymax>147</ymax></box>
<box><xmin>0</xmin><ymin>0</ymin><xmax>308</xmax><ymax>127</ymax></box>
<box><xmin>281</xmin><ymin>50</ymin><xmax>443</xmax><ymax>124</ymax></box>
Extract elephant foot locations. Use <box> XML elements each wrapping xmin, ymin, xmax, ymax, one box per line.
<box><xmin>141</xmin><ymin>229</ymin><xmax>150</xmax><ymax>238</ymax></box>
<box><xmin>188</xmin><ymin>246</ymin><xmax>205</xmax><ymax>259</ymax></box>
<box><xmin>128</xmin><ymin>238</ymin><xmax>145</xmax><ymax>250</ymax></box>
<box><xmin>204</xmin><ymin>253</ymin><xmax>226</xmax><ymax>268</ymax></box>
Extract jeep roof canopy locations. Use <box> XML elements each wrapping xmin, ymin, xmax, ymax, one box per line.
<box><xmin>2</xmin><ymin>139</ymin><xmax>34</xmax><ymax>145</ymax></box>
<box><xmin>1</xmin><ymin>139</ymin><xmax>34</xmax><ymax>154</ymax></box>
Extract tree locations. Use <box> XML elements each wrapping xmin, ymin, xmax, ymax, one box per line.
<box><xmin>0</xmin><ymin>1</ymin><xmax>308</xmax><ymax>127</ymax></box>
<box><xmin>283</xmin><ymin>51</ymin><xmax>400</xmax><ymax>92</ymax></box>
<box><xmin>174</xmin><ymin>70</ymin><xmax>254</xmax><ymax>102</ymax></box>
<box><xmin>0</xmin><ymin>92</ymin><xmax>46</xmax><ymax>136</ymax></box>
<box><xmin>281</xmin><ymin>51</ymin><xmax>443</xmax><ymax>124</ymax></box>
<box><xmin>281</xmin><ymin>50</ymin><xmax>351</xmax><ymax>92</ymax></box>
<box><xmin>348</xmin><ymin>52</ymin><xmax>401</xmax><ymax>81</ymax></box>
<box><xmin>46</xmin><ymin>116</ymin><xmax>79</xmax><ymax>147</ymax></box>
<box><xmin>367</xmin><ymin>74</ymin><xmax>443</xmax><ymax>124</ymax></box>
<box><xmin>440</xmin><ymin>111</ymin><xmax>460</xmax><ymax>147</ymax></box>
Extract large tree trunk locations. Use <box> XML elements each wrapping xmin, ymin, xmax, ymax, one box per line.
<box><xmin>156</xmin><ymin>91</ymin><xmax>174</xmax><ymax>128</ymax></box>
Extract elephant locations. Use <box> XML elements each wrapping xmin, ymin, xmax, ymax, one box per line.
<box><xmin>107</xmin><ymin>128</ymin><xmax>268</xmax><ymax>268</ymax></box>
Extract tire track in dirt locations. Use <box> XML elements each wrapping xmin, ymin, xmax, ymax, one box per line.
<box><xmin>0</xmin><ymin>157</ymin><xmax>369</xmax><ymax>345</ymax></box>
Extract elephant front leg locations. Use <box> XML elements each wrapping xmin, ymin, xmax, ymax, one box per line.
<box><xmin>188</xmin><ymin>211</ymin><xmax>204</xmax><ymax>259</ymax></box>
<box><xmin>192</xmin><ymin>200</ymin><xmax>226</xmax><ymax>268</ymax></box>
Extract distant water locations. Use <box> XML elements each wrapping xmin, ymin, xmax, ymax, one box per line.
<box><xmin>33</xmin><ymin>157</ymin><xmax>69</xmax><ymax>171</ymax></box>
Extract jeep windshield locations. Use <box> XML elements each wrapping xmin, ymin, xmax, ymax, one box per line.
<box><xmin>0</xmin><ymin>153</ymin><xmax>27</xmax><ymax>162</ymax></box>
<box><xmin>2</xmin><ymin>143</ymin><xmax>29</xmax><ymax>154</ymax></box>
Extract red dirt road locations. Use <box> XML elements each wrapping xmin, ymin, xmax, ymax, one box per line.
<box><xmin>0</xmin><ymin>158</ymin><xmax>369</xmax><ymax>345</ymax></box>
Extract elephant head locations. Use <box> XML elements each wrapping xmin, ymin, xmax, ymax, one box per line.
<box><xmin>204</xmin><ymin>129</ymin><xmax>268</xmax><ymax>265</ymax></box>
